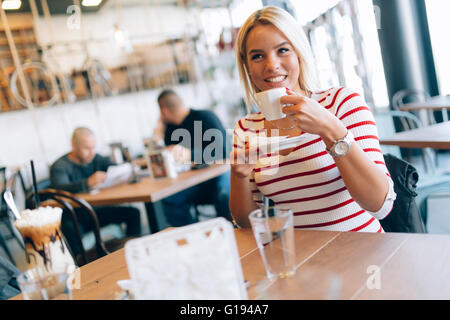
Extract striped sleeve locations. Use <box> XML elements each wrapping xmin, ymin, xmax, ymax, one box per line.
<box><xmin>249</xmin><ymin>170</ymin><xmax>263</xmax><ymax>204</ymax></box>
<box><xmin>334</xmin><ymin>88</ymin><xmax>389</xmax><ymax>173</ymax></box>
<box><xmin>232</xmin><ymin>116</ymin><xmax>263</xmax><ymax>204</ymax></box>
<box><xmin>232</xmin><ymin>117</ymin><xmax>252</xmax><ymax>151</ymax></box>
<box><xmin>333</xmin><ymin>87</ymin><xmax>396</xmax><ymax>220</ymax></box>
<box><xmin>366</xmin><ymin>178</ymin><xmax>396</xmax><ymax>220</ymax></box>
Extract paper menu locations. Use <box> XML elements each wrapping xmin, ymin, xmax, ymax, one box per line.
<box><xmin>96</xmin><ymin>163</ymin><xmax>133</xmax><ymax>189</ymax></box>
<box><xmin>125</xmin><ymin>218</ymin><xmax>248</xmax><ymax>300</ymax></box>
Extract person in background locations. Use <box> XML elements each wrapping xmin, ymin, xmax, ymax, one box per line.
<box><xmin>50</xmin><ymin>127</ymin><xmax>141</xmax><ymax>262</ymax></box>
<box><xmin>229</xmin><ymin>7</ymin><xmax>396</xmax><ymax>232</ymax></box>
<box><xmin>152</xmin><ymin>89</ymin><xmax>231</xmax><ymax>227</ymax></box>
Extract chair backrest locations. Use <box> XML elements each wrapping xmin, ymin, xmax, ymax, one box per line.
<box><xmin>392</xmin><ymin>89</ymin><xmax>430</xmax><ymax>110</ymax></box>
<box><xmin>28</xmin><ymin>188</ymin><xmax>110</xmax><ymax>266</ymax></box>
<box><xmin>373</xmin><ymin>110</ymin><xmax>435</xmax><ymax>173</ymax></box>
<box><xmin>373</xmin><ymin>110</ymin><xmax>419</xmax><ymax>158</ymax></box>
<box><xmin>25</xmin><ymin>178</ymin><xmax>51</xmax><ymax>209</ymax></box>
<box><xmin>392</xmin><ymin>89</ymin><xmax>440</xmax><ymax>126</ymax></box>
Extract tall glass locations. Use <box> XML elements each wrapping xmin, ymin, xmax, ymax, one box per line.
<box><xmin>14</xmin><ymin>206</ymin><xmax>76</xmax><ymax>273</ymax></box>
<box><xmin>249</xmin><ymin>207</ymin><xmax>296</xmax><ymax>281</ymax></box>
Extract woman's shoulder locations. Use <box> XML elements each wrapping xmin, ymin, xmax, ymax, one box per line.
<box><xmin>233</xmin><ymin>113</ymin><xmax>265</xmax><ymax>133</ymax></box>
<box><xmin>313</xmin><ymin>86</ymin><xmax>360</xmax><ymax>98</ymax></box>
<box><xmin>235</xmin><ymin>112</ymin><xmax>265</xmax><ymax>124</ymax></box>
<box><xmin>313</xmin><ymin>86</ymin><xmax>364</xmax><ymax>107</ymax></box>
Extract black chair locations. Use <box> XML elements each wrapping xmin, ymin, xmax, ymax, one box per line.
<box><xmin>27</xmin><ymin>188</ymin><xmax>110</xmax><ymax>267</ymax></box>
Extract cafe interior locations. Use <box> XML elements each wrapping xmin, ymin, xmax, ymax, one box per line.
<box><xmin>1</xmin><ymin>0</ymin><xmax>450</xmax><ymax>301</ymax></box>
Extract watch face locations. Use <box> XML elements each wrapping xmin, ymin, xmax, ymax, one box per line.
<box><xmin>335</xmin><ymin>141</ymin><xmax>349</xmax><ymax>155</ymax></box>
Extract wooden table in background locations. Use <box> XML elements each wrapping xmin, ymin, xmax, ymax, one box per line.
<box><xmin>77</xmin><ymin>163</ymin><xmax>229</xmax><ymax>233</ymax></box>
<box><xmin>12</xmin><ymin>229</ymin><xmax>450</xmax><ymax>300</ymax></box>
<box><xmin>77</xmin><ymin>163</ymin><xmax>229</xmax><ymax>206</ymax></box>
<box><xmin>379</xmin><ymin>121</ymin><xmax>450</xmax><ymax>150</ymax></box>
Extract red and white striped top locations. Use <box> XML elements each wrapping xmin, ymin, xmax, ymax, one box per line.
<box><xmin>232</xmin><ymin>87</ymin><xmax>395</xmax><ymax>233</ymax></box>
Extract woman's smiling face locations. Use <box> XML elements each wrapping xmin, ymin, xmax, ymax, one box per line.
<box><xmin>245</xmin><ymin>23</ymin><xmax>301</xmax><ymax>93</ymax></box>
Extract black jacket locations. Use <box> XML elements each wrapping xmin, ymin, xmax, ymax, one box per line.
<box><xmin>379</xmin><ymin>154</ymin><xmax>426</xmax><ymax>233</ymax></box>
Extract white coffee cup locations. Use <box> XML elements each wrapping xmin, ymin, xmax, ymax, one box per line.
<box><xmin>255</xmin><ymin>88</ymin><xmax>287</xmax><ymax>121</ymax></box>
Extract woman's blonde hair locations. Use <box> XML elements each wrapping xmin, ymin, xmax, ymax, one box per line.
<box><xmin>235</xmin><ymin>6</ymin><xmax>319</xmax><ymax>113</ymax></box>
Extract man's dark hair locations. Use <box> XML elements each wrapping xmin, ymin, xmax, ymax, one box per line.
<box><xmin>157</xmin><ymin>89</ymin><xmax>178</xmax><ymax>104</ymax></box>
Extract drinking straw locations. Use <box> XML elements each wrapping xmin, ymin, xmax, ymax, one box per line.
<box><xmin>30</xmin><ymin>160</ymin><xmax>40</xmax><ymax>208</ymax></box>
<box><xmin>263</xmin><ymin>196</ymin><xmax>275</xmax><ymax>218</ymax></box>
<box><xmin>268</xmin><ymin>199</ymin><xmax>275</xmax><ymax>217</ymax></box>
<box><xmin>263</xmin><ymin>196</ymin><xmax>269</xmax><ymax>218</ymax></box>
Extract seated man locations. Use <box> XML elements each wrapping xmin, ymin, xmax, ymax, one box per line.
<box><xmin>153</xmin><ymin>89</ymin><xmax>231</xmax><ymax>227</ymax></box>
<box><xmin>50</xmin><ymin>127</ymin><xmax>141</xmax><ymax>261</ymax></box>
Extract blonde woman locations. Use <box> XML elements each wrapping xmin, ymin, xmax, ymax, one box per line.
<box><xmin>230</xmin><ymin>6</ymin><xmax>396</xmax><ymax>232</ymax></box>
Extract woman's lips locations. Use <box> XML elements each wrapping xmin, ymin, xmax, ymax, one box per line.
<box><xmin>264</xmin><ymin>75</ymin><xmax>287</xmax><ymax>83</ymax></box>
<box><xmin>263</xmin><ymin>75</ymin><xmax>288</xmax><ymax>89</ymax></box>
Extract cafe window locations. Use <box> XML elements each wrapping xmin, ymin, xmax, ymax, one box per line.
<box><xmin>294</xmin><ymin>0</ymin><xmax>389</xmax><ymax>108</ymax></box>
<box><xmin>425</xmin><ymin>0</ymin><xmax>450</xmax><ymax>95</ymax></box>
<box><xmin>199</xmin><ymin>0</ymin><xmax>263</xmax><ymax>56</ymax></box>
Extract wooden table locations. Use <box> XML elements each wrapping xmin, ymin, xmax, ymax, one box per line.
<box><xmin>13</xmin><ymin>229</ymin><xmax>450</xmax><ymax>300</ymax></box>
<box><xmin>399</xmin><ymin>96</ymin><xmax>450</xmax><ymax>124</ymax></box>
<box><xmin>76</xmin><ymin>163</ymin><xmax>229</xmax><ymax>206</ymax></box>
<box><xmin>74</xmin><ymin>163</ymin><xmax>229</xmax><ymax>233</ymax></box>
<box><xmin>379</xmin><ymin>121</ymin><xmax>450</xmax><ymax>150</ymax></box>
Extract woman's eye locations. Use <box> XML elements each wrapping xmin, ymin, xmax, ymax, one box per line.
<box><xmin>279</xmin><ymin>47</ymin><xmax>289</xmax><ymax>54</ymax></box>
<box><xmin>250</xmin><ymin>53</ymin><xmax>263</xmax><ymax>60</ymax></box>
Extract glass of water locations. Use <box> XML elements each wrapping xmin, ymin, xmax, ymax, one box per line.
<box><xmin>17</xmin><ymin>266</ymin><xmax>72</xmax><ymax>300</ymax></box>
<box><xmin>249</xmin><ymin>207</ymin><xmax>296</xmax><ymax>281</ymax></box>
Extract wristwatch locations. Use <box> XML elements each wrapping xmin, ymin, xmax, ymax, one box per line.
<box><xmin>326</xmin><ymin>130</ymin><xmax>354</xmax><ymax>158</ymax></box>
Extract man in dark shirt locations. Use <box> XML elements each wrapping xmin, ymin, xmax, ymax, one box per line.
<box><xmin>154</xmin><ymin>89</ymin><xmax>231</xmax><ymax>227</ymax></box>
<box><xmin>50</xmin><ymin>127</ymin><xmax>141</xmax><ymax>261</ymax></box>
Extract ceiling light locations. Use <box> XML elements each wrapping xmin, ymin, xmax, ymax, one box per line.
<box><xmin>82</xmin><ymin>0</ymin><xmax>103</xmax><ymax>7</ymax></box>
<box><xmin>2</xmin><ymin>0</ymin><xmax>22</xmax><ymax>10</ymax></box>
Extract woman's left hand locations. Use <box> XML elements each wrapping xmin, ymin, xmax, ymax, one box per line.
<box><xmin>280</xmin><ymin>88</ymin><xmax>344</xmax><ymax>138</ymax></box>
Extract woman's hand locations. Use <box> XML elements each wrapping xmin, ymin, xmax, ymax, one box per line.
<box><xmin>280</xmin><ymin>88</ymin><xmax>345</xmax><ymax>141</ymax></box>
<box><xmin>229</xmin><ymin>144</ymin><xmax>260</xmax><ymax>178</ymax></box>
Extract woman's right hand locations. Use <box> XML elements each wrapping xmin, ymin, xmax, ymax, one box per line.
<box><xmin>230</xmin><ymin>145</ymin><xmax>259</xmax><ymax>178</ymax></box>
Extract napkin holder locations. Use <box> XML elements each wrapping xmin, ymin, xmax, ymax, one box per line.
<box><xmin>125</xmin><ymin>218</ymin><xmax>248</xmax><ymax>300</ymax></box>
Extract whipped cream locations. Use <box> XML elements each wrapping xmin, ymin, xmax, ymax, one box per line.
<box><xmin>15</xmin><ymin>206</ymin><xmax>63</xmax><ymax>228</ymax></box>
